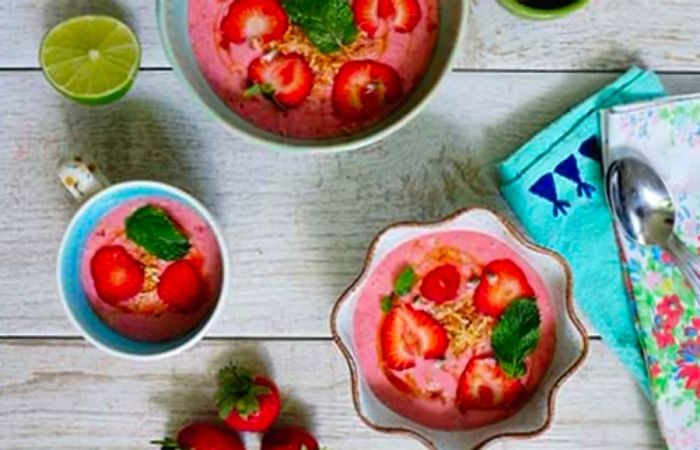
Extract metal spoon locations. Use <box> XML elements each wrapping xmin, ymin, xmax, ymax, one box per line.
<box><xmin>606</xmin><ymin>157</ymin><xmax>700</xmax><ymax>299</ymax></box>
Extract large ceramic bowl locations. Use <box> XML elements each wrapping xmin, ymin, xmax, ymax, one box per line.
<box><xmin>156</xmin><ymin>0</ymin><xmax>467</xmax><ymax>153</ymax></box>
<box><xmin>331</xmin><ymin>208</ymin><xmax>588</xmax><ymax>449</ymax></box>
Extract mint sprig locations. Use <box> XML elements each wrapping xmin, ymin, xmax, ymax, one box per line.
<box><xmin>125</xmin><ymin>205</ymin><xmax>190</xmax><ymax>261</ymax></box>
<box><xmin>491</xmin><ymin>298</ymin><xmax>541</xmax><ymax>378</ymax></box>
<box><xmin>393</xmin><ymin>266</ymin><xmax>416</xmax><ymax>296</ymax></box>
<box><xmin>282</xmin><ymin>0</ymin><xmax>358</xmax><ymax>53</ymax></box>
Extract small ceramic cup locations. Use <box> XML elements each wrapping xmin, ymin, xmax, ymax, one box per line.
<box><xmin>56</xmin><ymin>156</ymin><xmax>230</xmax><ymax>360</ymax></box>
<box><xmin>498</xmin><ymin>0</ymin><xmax>589</xmax><ymax>20</ymax></box>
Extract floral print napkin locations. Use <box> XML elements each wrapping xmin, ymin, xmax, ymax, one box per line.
<box><xmin>602</xmin><ymin>95</ymin><xmax>700</xmax><ymax>448</ymax></box>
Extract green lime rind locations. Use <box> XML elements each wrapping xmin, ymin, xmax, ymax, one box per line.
<box><xmin>39</xmin><ymin>15</ymin><xmax>141</xmax><ymax>105</ymax></box>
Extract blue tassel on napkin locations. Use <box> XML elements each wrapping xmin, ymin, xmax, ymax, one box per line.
<box><xmin>498</xmin><ymin>67</ymin><xmax>666</xmax><ymax>396</ymax></box>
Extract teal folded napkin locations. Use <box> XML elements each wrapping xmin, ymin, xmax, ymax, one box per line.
<box><xmin>498</xmin><ymin>67</ymin><xmax>666</xmax><ymax>396</ymax></box>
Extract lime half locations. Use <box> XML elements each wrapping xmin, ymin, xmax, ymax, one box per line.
<box><xmin>40</xmin><ymin>15</ymin><xmax>141</xmax><ymax>105</ymax></box>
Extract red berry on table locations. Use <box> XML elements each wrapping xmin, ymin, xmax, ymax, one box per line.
<box><xmin>380</xmin><ymin>303</ymin><xmax>448</xmax><ymax>371</ymax></box>
<box><xmin>261</xmin><ymin>426</ymin><xmax>319</xmax><ymax>450</ymax></box>
<box><xmin>419</xmin><ymin>264</ymin><xmax>461</xmax><ymax>304</ymax></box>
<box><xmin>455</xmin><ymin>355</ymin><xmax>525</xmax><ymax>412</ymax></box>
<box><xmin>152</xmin><ymin>422</ymin><xmax>244</xmax><ymax>450</ymax></box>
<box><xmin>90</xmin><ymin>245</ymin><xmax>144</xmax><ymax>305</ymax></box>
<box><xmin>332</xmin><ymin>60</ymin><xmax>403</xmax><ymax>121</ymax></box>
<box><xmin>473</xmin><ymin>259</ymin><xmax>535</xmax><ymax>318</ymax></box>
<box><xmin>157</xmin><ymin>259</ymin><xmax>204</xmax><ymax>313</ymax></box>
<box><xmin>220</xmin><ymin>0</ymin><xmax>289</xmax><ymax>47</ymax></box>
<box><xmin>246</xmin><ymin>52</ymin><xmax>314</xmax><ymax>109</ymax></box>
<box><xmin>216</xmin><ymin>365</ymin><xmax>282</xmax><ymax>433</ymax></box>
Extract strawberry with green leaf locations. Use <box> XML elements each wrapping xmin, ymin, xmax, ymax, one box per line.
<box><xmin>216</xmin><ymin>364</ymin><xmax>281</xmax><ymax>433</ymax></box>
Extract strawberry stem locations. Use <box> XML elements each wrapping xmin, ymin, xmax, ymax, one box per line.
<box><xmin>150</xmin><ymin>437</ymin><xmax>183</xmax><ymax>450</ymax></box>
<box><xmin>215</xmin><ymin>364</ymin><xmax>271</xmax><ymax>420</ymax></box>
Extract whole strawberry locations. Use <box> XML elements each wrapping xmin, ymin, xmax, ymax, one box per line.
<box><xmin>152</xmin><ymin>422</ymin><xmax>244</xmax><ymax>450</ymax></box>
<box><xmin>215</xmin><ymin>364</ymin><xmax>281</xmax><ymax>433</ymax></box>
<box><xmin>262</xmin><ymin>426</ymin><xmax>319</xmax><ymax>450</ymax></box>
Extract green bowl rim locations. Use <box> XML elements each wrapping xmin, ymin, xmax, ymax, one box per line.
<box><xmin>497</xmin><ymin>0</ymin><xmax>589</xmax><ymax>20</ymax></box>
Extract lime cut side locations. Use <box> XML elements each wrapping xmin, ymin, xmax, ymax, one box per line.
<box><xmin>40</xmin><ymin>15</ymin><xmax>141</xmax><ymax>105</ymax></box>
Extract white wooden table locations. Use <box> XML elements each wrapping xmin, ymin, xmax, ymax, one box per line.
<box><xmin>3</xmin><ymin>0</ymin><xmax>695</xmax><ymax>448</ymax></box>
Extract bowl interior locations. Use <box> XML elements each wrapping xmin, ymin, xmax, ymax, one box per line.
<box><xmin>57</xmin><ymin>182</ymin><xmax>228</xmax><ymax>359</ymax></box>
<box><xmin>333</xmin><ymin>208</ymin><xmax>588</xmax><ymax>449</ymax></box>
<box><xmin>156</xmin><ymin>0</ymin><xmax>467</xmax><ymax>152</ymax></box>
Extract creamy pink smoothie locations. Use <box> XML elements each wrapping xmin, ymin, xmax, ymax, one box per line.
<box><xmin>81</xmin><ymin>197</ymin><xmax>223</xmax><ymax>342</ymax></box>
<box><xmin>353</xmin><ymin>231</ymin><xmax>556</xmax><ymax>430</ymax></box>
<box><xmin>188</xmin><ymin>0</ymin><xmax>439</xmax><ymax>139</ymax></box>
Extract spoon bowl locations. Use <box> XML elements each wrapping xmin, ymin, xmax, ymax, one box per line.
<box><xmin>606</xmin><ymin>157</ymin><xmax>676</xmax><ymax>246</ymax></box>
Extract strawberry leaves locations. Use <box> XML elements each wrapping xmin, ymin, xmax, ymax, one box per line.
<box><xmin>216</xmin><ymin>365</ymin><xmax>272</xmax><ymax>420</ymax></box>
<box><xmin>491</xmin><ymin>298</ymin><xmax>541</xmax><ymax>378</ymax></box>
<box><xmin>125</xmin><ymin>205</ymin><xmax>190</xmax><ymax>261</ymax></box>
<box><xmin>282</xmin><ymin>0</ymin><xmax>358</xmax><ymax>53</ymax></box>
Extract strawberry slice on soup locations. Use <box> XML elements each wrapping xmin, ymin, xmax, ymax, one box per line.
<box><xmin>420</xmin><ymin>264</ymin><xmax>461</xmax><ymax>304</ymax></box>
<box><xmin>246</xmin><ymin>52</ymin><xmax>314</xmax><ymax>109</ymax></box>
<box><xmin>456</xmin><ymin>355</ymin><xmax>526</xmax><ymax>412</ymax></box>
<box><xmin>157</xmin><ymin>259</ymin><xmax>205</xmax><ymax>313</ymax></box>
<box><xmin>90</xmin><ymin>245</ymin><xmax>144</xmax><ymax>305</ymax></box>
<box><xmin>332</xmin><ymin>60</ymin><xmax>403</xmax><ymax>121</ymax></box>
<box><xmin>380</xmin><ymin>303</ymin><xmax>448</xmax><ymax>370</ymax></box>
<box><xmin>353</xmin><ymin>0</ymin><xmax>422</xmax><ymax>37</ymax></box>
<box><xmin>219</xmin><ymin>0</ymin><xmax>289</xmax><ymax>47</ymax></box>
<box><xmin>474</xmin><ymin>259</ymin><xmax>535</xmax><ymax>318</ymax></box>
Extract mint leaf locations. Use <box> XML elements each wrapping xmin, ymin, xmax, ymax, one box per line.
<box><xmin>394</xmin><ymin>266</ymin><xmax>416</xmax><ymax>296</ymax></box>
<box><xmin>380</xmin><ymin>295</ymin><xmax>394</xmax><ymax>313</ymax></box>
<box><xmin>491</xmin><ymin>298</ymin><xmax>541</xmax><ymax>378</ymax></box>
<box><xmin>283</xmin><ymin>0</ymin><xmax>358</xmax><ymax>53</ymax></box>
<box><xmin>125</xmin><ymin>205</ymin><xmax>190</xmax><ymax>261</ymax></box>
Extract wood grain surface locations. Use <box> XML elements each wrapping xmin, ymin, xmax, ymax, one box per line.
<box><xmin>2</xmin><ymin>71</ymin><xmax>700</xmax><ymax>338</ymax></box>
<box><xmin>2</xmin><ymin>0</ymin><xmax>700</xmax><ymax>70</ymax></box>
<box><xmin>0</xmin><ymin>339</ymin><xmax>662</xmax><ymax>449</ymax></box>
<box><xmin>0</xmin><ymin>0</ymin><xmax>688</xmax><ymax>447</ymax></box>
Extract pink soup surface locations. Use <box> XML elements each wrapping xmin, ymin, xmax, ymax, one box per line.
<box><xmin>80</xmin><ymin>197</ymin><xmax>223</xmax><ymax>342</ymax></box>
<box><xmin>188</xmin><ymin>0</ymin><xmax>439</xmax><ymax>139</ymax></box>
<box><xmin>353</xmin><ymin>231</ymin><xmax>556</xmax><ymax>430</ymax></box>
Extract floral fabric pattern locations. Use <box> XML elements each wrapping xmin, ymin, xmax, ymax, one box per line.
<box><xmin>604</xmin><ymin>96</ymin><xmax>700</xmax><ymax>448</ymax></box>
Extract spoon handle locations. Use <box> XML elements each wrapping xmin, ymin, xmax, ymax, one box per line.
<box><xmin>667</xmin><ymin>234</ymin><xmax>700</xmax><ymax>301</ymax></box>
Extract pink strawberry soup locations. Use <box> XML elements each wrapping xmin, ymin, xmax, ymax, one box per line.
<box><xmin>353</xmin><ymin>231</ymin><xmax>556</xmax><ymax>430</ymax></box>
<box><xmin>188</xmin><ymin>0</ymin><xmax>439</xmax><ymax>139</ymax></box>
<box><xmin>81</xmin><ymin>197</ymin><xmax>223</xmax><ymax>342</ymax></box>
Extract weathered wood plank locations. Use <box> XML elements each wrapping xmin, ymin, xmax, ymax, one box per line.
<box><xmin>0</xmin><ymin>339</ymin><xmax>661</xmax><ymax>449</ymax></box>
<box><xmin>2</xmin><ymin>0</ymin><xmax>700</xmax><ymax>71</ymax></box>
<box><xmin>2</xmin><ymin>71</ymin><xmax>700</xmax><ymax>338</ymax></box>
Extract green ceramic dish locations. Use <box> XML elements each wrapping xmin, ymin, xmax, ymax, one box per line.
<box><xmin>498</xmin><ymin>0</ymin><xmax>589</xmax><ymax>20</ymax></box>
<box><xmin>156</xmin><ymin>0</ymin><xmax>468</xmax><ymax>154</ymax></box>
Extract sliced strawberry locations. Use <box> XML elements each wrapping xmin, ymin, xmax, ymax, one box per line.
<box><xmin>261</xmin><ymin>427</ymin><xmax>319</xmax><ymax>450</ymax></box>
<box><xmin>420</xmin><ymin>264</ymin><xmax>461</xmax><ymax>304</ymax></box>
<box><xmin>387</xmin><ymin>0</ymin><xmax>422</xmax><ymax>33</ymax></box>
<box><xmin>473</xmin><ymin>259</ymin><xmax>535</xmax><ymax>318</ymax></box>
<box><xmin>220</xmin><ymin>0</ymin><xmax>289</xmax><ymax>47</ymax></box>
<box><xmin>157</xmin><ymin>260</ymin><xmax>204</xmax><ymax>313</ymax></box>
<box><xmin>353</xmin><ymin>0</ymin><xmax>421</xmax><ymax>36</ymax></box>
<box><xmin>332</xmin><ymin>60</ymin><xmax>403</xmax><ymax>121</ymax></box>
<box><xmin>91</xmin><ymin>245</ymin><xmax>144</xmax><ymax>305</ymax></box>
<box><xmin>456</xmin><ymin>355</ymin><xmax>526</xmax><ymax>412</ymax></box>
<box><xmin>216</xmin><ymin>365</ymin><xmax>281</xmax><ymax>433</ymax></box>
<box><xmin>380</xmin><ymin>303</ymin><xmax>448</xmax><ymax>371</ymax></box>
<box><xmin>247</xmin><ymin>52</ymin><xmax>314</xmax><ymax>109</ymax></box>
<box><xmin>353</xmin><ymin>0</ymin><xmax>382</xmax><ymax>37</ymax></box>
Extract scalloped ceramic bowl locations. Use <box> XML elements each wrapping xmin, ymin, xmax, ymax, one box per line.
<box><xmin>156</xmin><ymin>0</ymin><xmax>467</xmax><ymax>153</ymax></box>
<box><xmin>331</xmin><ymin>207</ymin><xmax>588</xmax><ymax>449</ymax></box>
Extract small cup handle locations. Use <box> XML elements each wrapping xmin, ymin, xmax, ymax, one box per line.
<box><xmin>57</xmin><ymin>156</ymin><xmax>110</xmax><ymax>204</ymax></box>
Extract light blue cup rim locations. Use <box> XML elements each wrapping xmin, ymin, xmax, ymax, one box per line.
<box><xmin>155</xmin><ymin>0</ymin><xmax>469</xmax><ymax>154</ymax></box>
<box><xmin>56</xmin><ymin>180</ymin><xmax>230</xmax><ymax>361</ymax></box>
